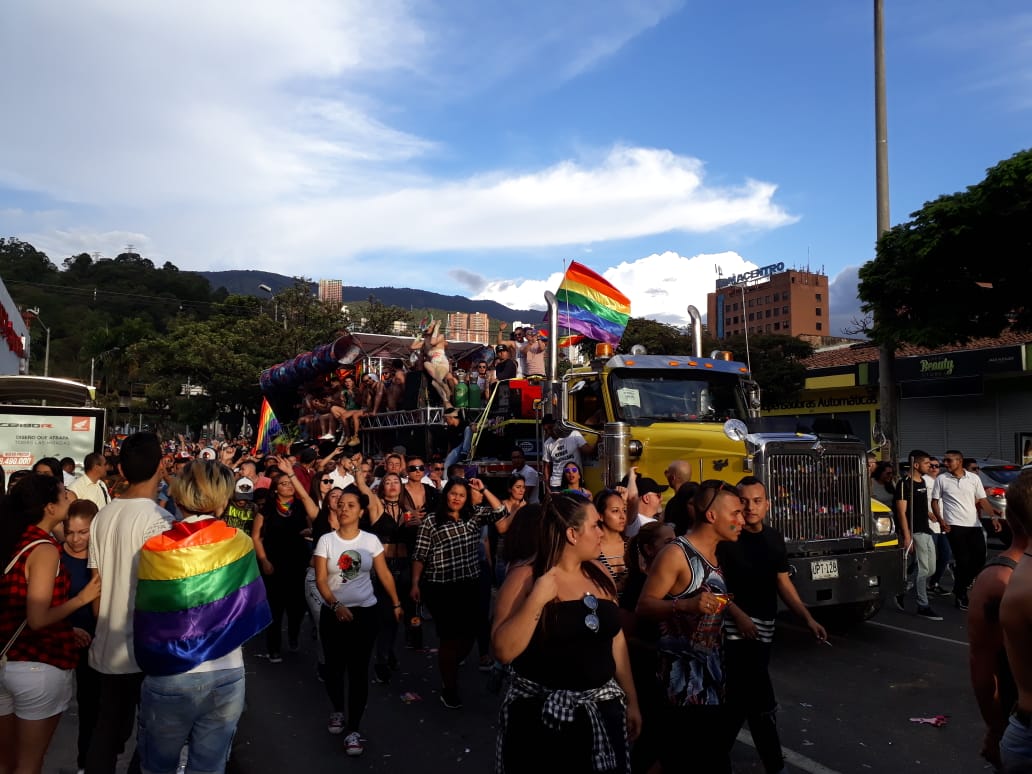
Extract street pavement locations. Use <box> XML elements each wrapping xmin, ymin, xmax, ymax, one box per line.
<box><xmin>44</xmin><ymin>589</ymin><xmax>990</xmax><ymax>774</ymax></box>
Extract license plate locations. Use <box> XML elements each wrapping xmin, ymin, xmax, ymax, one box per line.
<box><xmin>811</xmin><ymin>559</ymin><xmax>839</xmax><ymax>580</ymax></box>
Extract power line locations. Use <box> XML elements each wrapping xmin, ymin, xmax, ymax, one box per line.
<box><xmin>4</xmin><ymin>279</ymin><xmax>226</xmax><ymax>310</ymax></box>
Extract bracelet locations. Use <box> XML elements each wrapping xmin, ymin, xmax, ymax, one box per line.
<box><xmin>393</xmin><ymin>603</ymin><xmax>403</xmax><ymax>609</ymax></box>
<box><xmin>331</xmin><ymin>601</ymin><xmax>343</xmax><ymax>611</ymax></box>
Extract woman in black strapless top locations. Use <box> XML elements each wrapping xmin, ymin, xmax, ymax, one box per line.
<box><xmin>492</xmin><ymin>494</ymin><xmax>641</xmax><ymax>773</ymax></box>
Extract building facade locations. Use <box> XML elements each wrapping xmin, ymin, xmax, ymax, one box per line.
<box><xmin>446</xmin><ymin>311</ymin><xmax>490</xmax><ymax>344</ymax></box>
<box><xmin>766</xmin><ymin>332</ymin><xmax>1032</xmax><ymax>462</ymax></box>
<box><xmin>318</xmin><ymin>279</ymin><xmax>343</xmax><ymax>304</ymax></box>
<box><xmin>707</xmin><ymin>263</ymin><xmax>829</xmax><ymax>344</ymax></box>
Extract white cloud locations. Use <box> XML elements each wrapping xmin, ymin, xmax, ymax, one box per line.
<box><xmin>265</xmin><ymin>147</ymin><xmax>796</xmax><ymax>261</ymax></box>
<box><xmin>0</xmin><ymin>1</ymin><xmax>794</xmax><ymax>278</ymax></box>
<box><xmin>473</xmin><ymin>251</ymin><xmax>758</xmax><ymax>325</ymax></box>
<box><xmin>828</xmin><ymin>265</ymin><xmax>866</xmax><ymax>338</ymax></box>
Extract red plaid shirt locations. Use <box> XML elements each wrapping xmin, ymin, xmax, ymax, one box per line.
<box><xmin>0</xmin><ymin>525</ymin><xmax>78</xmax><ymax>670</ymax></box>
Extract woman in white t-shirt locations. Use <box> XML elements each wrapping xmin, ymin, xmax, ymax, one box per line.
<box><xmin>313</xmin><ymin>490</ymin><xmax>402</xmax><ymax>757</ymax></box>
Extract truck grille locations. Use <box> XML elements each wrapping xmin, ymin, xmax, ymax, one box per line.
<box><xmin>764</xmin><ymin>452</ymin><xmax>868</xmax><ymax>542</ymax></box>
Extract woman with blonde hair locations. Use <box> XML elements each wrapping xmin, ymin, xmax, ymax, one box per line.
<box><xmin>134</xmin><ymin>459</ymin><xmax>271</xmax><ymax>774</ymax></box>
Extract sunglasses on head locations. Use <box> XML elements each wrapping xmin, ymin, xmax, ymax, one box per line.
<box><xmin>699</xmin><ymin>480</ymin><xmax>734</xmax><ymax>514</ymax></box>
<box><xmin>408</xmin><ymin>465</ymin><xmax>425</xmax><ymax>472</ymax></box>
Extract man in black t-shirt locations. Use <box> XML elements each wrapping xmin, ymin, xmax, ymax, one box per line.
<box><xmin>719</xmin><ymin>476</ymin><xmax>828</xmax><ymax>774</ymax></box>
<box><xmin>894</xmin><ymin>449</ymin><xmax>943</xmax><ymax>620</ymax></box>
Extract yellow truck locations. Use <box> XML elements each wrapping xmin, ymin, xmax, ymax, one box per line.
<box><xmin>526</xmin><ymin>295</ymin><xmax>904</xmax><ymax>622</ymax></box>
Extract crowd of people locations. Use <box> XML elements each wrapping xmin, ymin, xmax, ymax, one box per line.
<box><xmin>291</xmin><ymin>323</ymin><xmax>550</xmax><ymax>451</ymax></box>
<box><xmin>7</xmin><ymin>432</ymin><xmax>1032</xmax><ymax>773</ymax></box>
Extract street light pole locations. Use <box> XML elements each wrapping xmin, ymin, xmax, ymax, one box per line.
<box><xmin>26</xmin><ymin>307</ymin><xmax>51</xmax><ymax>377</ymax></box>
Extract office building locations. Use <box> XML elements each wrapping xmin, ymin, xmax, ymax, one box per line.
<box><xmin>707</xmin><ymin>263</ymin><xmax>828</xmax><ymax>344</ymax></box>
<box><xmin>446</xmin><ymin>311</ymin><xmax>491</xmax><ymax>344</ymax></box>
<box><xmin>318</xmin><ymin>279</ymin><xmax>343</xmax><ymax>304</ymax></box>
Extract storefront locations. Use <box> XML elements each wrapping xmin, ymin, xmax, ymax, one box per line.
<box><xmin>789</xmin><ymin>334</ymin><xmax>1032</xmax><ymax>462</ymax></box>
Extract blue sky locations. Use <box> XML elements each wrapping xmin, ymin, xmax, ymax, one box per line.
<box><xmin>1</xmin><ymin>1</ymin><xmax>1029</xmax><ymax>337</ymax></box>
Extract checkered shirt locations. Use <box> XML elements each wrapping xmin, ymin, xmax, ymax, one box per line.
<box><xmin>412</xmin><ymin>506</ymin><xmax>504</xmax><ymax>583</ymax></box>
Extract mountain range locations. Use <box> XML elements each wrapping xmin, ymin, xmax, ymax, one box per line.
<box><xmin>197</xmin><ymin>269</ymin><xmax>539</xmax><ymax>322</ymax></box>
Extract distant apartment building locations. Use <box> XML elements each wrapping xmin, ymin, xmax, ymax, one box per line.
<box><xmin>446</xmin><ymin>311</ymin><xmax>491</xmax><ymax>344</ymax></box>
<box><xmin>318</xmin><ymin>279</ymin><xmax>343</xmax><ymax>304</ymax></box>
<box><xmin>706</xmin><ymin>263</ymin><xmax>829</xmax><ymax>345</ymax></box>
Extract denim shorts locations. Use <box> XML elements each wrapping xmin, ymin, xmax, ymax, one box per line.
<box><xmin>1001</xmin><ymin>714</ymin><xmax>1032</xmax><ymax>773</ymax></box>
<box><xmin>0</xmin><ymin>660</ymin><xmax>74</xmax><ymax>720</ymax></box>
<box><xmin>138</xmin><ymin>666</ymin><xmax>246</xmax><ymax>774</ymax></box>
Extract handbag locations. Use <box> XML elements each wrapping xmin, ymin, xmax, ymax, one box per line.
<box><xmin>0</xmin><ymin>538</ymin><xmax>55</xmax><ymax>668</ymax></box>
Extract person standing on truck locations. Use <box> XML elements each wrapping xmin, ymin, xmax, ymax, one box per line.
<box><xmin>933</xmin><ymin>450</ymin><xmax>1001</xmax><ymax>611</ymax></box>
<box><xmin>542</xmin><ymin>414</ymin><xmax>594</xmax><ymax>494</ymax></box>
<box><xmin>720</xmin><ymin>476</ymin><xmax>828</xmax><ymax>774</ymax></box>
<box><xmin>636</xmin><ymin>480</ymin><xmax>746</xmax><ymax>773</ymax></box>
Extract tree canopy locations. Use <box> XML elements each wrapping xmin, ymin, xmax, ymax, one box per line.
<box><xmin>858</xmin><ymin>148</ymin><xmax>1032</xmax><ymax>347</ymax></box>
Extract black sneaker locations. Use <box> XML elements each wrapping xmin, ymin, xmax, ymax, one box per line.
<box><xmin>372</xmin><ymin>663</ymin><xmax>391</xmax><ymax>684</ymax></box>
<box><xmin>917</xmin><ymin>606</ymin><xmax>943</xmax><ymax>621</ymax></box>
<box><xmin>956</xmin><ymin>597</ymin><xmax>969</xmax><ymax>611</ymax></box>
<box><xmin>893</xmin><ymin>594</ymin><xmax>905</xmax><ymax>611</ymax></box>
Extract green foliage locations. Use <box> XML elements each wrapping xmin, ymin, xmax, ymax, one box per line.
<box><xmin>709</xmin><ymin>334</ymin><xmax>813</xmax><ymax>406</ymax></box>
<box><xmin>859</xmin><ymin>148</ymin><xmax>1032</xmax><ymax>347</ymax></box>
<box><xmin>348</xmin><ymin>295</ymin><xmax>416</xmax><ymax>334</ymax></box>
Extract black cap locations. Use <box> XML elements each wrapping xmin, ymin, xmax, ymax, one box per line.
<box><xmin>299</xmin><ymin>447</ymin><xmax>318</xmax><ymax>463</ymax></box>
<box><xmin>495</xmin><ymin>345</ymin><xmax>508</xmax><ymax>354</ymax></box>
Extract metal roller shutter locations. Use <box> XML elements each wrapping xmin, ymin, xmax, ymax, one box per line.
<box><xmin>899</xmin><ymin>398</ymin><xmax>947</xmax><ymax>458</ymax></box>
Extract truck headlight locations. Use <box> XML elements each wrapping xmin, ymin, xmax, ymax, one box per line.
<box><xmin>874</xmin><ymin>517</ymin><xmax>893</xmax><ymax>535</ymax></box>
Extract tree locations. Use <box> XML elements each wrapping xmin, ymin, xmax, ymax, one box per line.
<box><xmin>859</xmin><ymin>148</ymin><xmax>1032</xmax><ymax>348</ymax></box>
<box><xmin>710</xmin><ymin>334</ymin><xmax>813</xmax><ymax>407</ymax></box>
<box><xmin>351</xmin><ymin>295</ymin><xmax>415</xmax><ymax>335</ymax></box>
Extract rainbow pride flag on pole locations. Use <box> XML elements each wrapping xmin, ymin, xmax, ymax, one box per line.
<box><xmin>555</xmin><ymin>262</ymin><xmax>631</xmax><ymax>347</ymax></box>
<box><xmin>134</xmin><ymin>519</ymin><xmax>271</xmax><ymax>676</ymax></box>
<box><xmin>252</xmin><ymin>398</ymin><xmax>281</xmax><ymax>456</ymax></box>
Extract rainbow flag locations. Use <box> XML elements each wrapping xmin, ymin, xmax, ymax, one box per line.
<box><xmin>555</xmin><ymin>262</ymin><xmax>631</xmax><ymax>346</ymax></box>
<box><xmin>134</xmin><ymin>519</ymin><xmax>271</xmax><ymax>676</ymax></box>
<box><xmin>252</xmin><ymin>398</ymin><xmax>281</xmax><ymax>456</ymax></box>
<box><xmin>557</xmin><ymin>334</ymin><xmax>585</xmax><ymax>348</ymax></box>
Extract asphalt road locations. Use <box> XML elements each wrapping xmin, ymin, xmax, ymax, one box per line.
<box><xmin>44</xmin><ymin>589</ymin><xmax>990</xmax><ymax>774</ymax></box>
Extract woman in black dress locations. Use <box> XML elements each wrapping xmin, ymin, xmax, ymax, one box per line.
<box><xmin>492</xmin><ymin>494</ymin><xmax>641</xmax><ymax>773</ymax></box>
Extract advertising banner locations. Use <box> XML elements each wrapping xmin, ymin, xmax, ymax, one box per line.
<box><xmin>0</xmin><ymin>408</ymin><xmax>105</xmax><ymax>471</ymax></box>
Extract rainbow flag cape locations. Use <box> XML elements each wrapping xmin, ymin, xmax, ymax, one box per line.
<box><xmin>555</xmin><ymin>262</ymin><xmax>631</xmax><ymax>346</ymax></box>
<box><xmin>252</xmin><ymin>398</ymin><xmax>281</xmax><ymax>456</ymax></box>
<box><xmin>134</xmin><ymin>519</ymin><xmax>271</xmax><ymax>676</ymax></box>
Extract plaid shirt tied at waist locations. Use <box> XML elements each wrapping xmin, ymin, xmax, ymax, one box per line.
<box><xmin>495</xmin><ymin>669</ymin><xmax>628</xmax><ymax>774</ymax></box>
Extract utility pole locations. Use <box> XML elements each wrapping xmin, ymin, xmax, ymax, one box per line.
<box><xmin>874</xmin><ymin>0</ymin><xmax>897</xmax><ymax>462</ymax></box>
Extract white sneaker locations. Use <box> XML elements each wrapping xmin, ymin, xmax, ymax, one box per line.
<box><xmin>327</xmin><ymin>711</ymin><xmax>345</xmax><ymax>735</ymax></box>
<box><xmin>345</xmin><ymin>731</ymin><xmax>364</xmax><ymax>756</ymax></box>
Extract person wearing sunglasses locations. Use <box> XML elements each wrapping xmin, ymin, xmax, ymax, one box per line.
<box><xmin>925</xmin><ymin>457</ymin><xmax>953</xmax><ymax>596</ymax></box>
<box><xmin>636</xmin><ymin>479</ymin><xmax>745</xmax><ymax>773</ymax></box>
<box><xmin>560</xmin><ymin>461</ymin><xmax>592</xmax><ymax>499</ymax></box>
<box><xmin>492</xmin><ymin>494</ymin><xmax>640</xmax><ymax>772</ymax></box>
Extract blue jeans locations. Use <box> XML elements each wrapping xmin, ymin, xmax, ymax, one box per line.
<box><xmin>138</xmin><ymin>667</ymin><xmax>246</xmax><ymax>774</ymax></box>
<box><xmin>1001</xmin><ymin>714</ymin><xmax>1032</xmax><ymax>772</ymax></box>
<box><xmin>444</xmin><ymin>426</ymin><xmax>473</xmax><ymax>470</ymax></box>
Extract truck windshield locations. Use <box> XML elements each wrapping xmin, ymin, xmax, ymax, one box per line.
<box><xmin>608</xmin><ymin>369</ymin><xmax>744</xmax><ymax>425</ymax></box>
